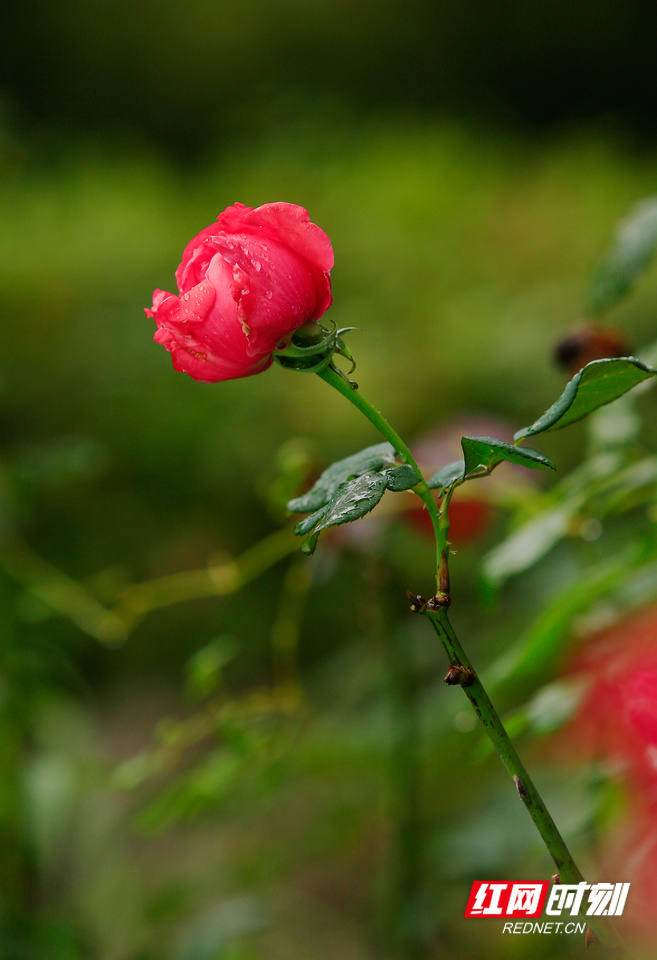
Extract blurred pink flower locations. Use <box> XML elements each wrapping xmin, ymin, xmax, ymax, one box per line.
<box><xmin>407</xmin><ymin>417</ymin><xmax>535</xmax><ymax>546</ymax></box>
<box><xmin>566</xmin><ymin>607</ymin><xmax>657</xmax><ymax>800</ymax></box>
<box><xmin>560</xmin><ymin>605</ymin><xmax>657</xmax><ymax>937</ymax></box>
<box><xmin>146</xmin><ymin>202</ymin><xmax>333</xmax><ymax>382</ymax></box>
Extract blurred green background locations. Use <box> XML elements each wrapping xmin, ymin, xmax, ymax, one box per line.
<box><xmin>3</xmin><ymin>2</ymin><xmax>657</xmax><ymax>958</ymax></box>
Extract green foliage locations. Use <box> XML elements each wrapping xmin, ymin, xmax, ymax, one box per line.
<box><xmin>185</xmin><ymin>637</ymin><xmax>238</xmax><ymax>700</ymax></box>
<box><xmin>483</xmin><ymin>437</ymin><xmax>657</xmax><ymax>588</ymax></box>
<box><xmin>7</xmin><ymin>123</ymin><xmax>657</xmax><ymax>958</ymax></box>
<box><xmin>486</xmin><ymin>544</ymin><xmax>653</xmax><ymax>692</ymax></box>
<box><xmin>461</xmin><ymin>436</ymin><xmax>555</xmax><ymax>474</ymax></box>
<box><xmin>296</xmin><ymin>471</ymin><xmax>388</xmax><ymax>555</ymax></box>
<box><xmin>290</xmin><ymin>431</ymin><xmax>554</xmax><ymax>558</ymax></box>
<box><xmin>514</xmin><ymin>357</ymin><xmax>657</xmax><ymax>440</ymax></box>
<box><xmin>426</xmin><ymin>459</ymin><xmax>465</xmax><ymax>493</ymax></box>
<box><xmin>589</xmin><ymin>197</ymin><xmax>657</xmax><ymax>314</ymax></box>
<box><xmin>287</xmin><ymin>442</ymin><xmax>422</xmax><ymax>553</ymax></box>
<box><xmin>380</xmin><ymin>462</ymin><xmax>423</xmax><ymax>491</ymax></box>
<box><xmin>287</xmin><ymin>442</ymin><xmax>397</xmax><ymax>513</ymax></box>
<box><xmin>426</xmin><ymin>438</ymin><xmax>555</xmax><ymax>496</ymax></box>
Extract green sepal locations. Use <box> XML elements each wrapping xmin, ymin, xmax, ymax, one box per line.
<box><xmin>274</xmin><ymin>322</ymin><xmax>357</xmax><ymax>375</ymax></box>
<box><xmin>296</xmin><ymin>471</ymin><xmax>388</xmax><ymax>555</ymax></box>
<box><xmin>461</xmin><ymin>436</ymin><xmax>556</xmax><ymax>474</ymax></box>
<box><xmin>514</xmin><ymin>357</ymin><xmax>657</xmax><ymax>441</ymax></box>
<box><xmin>274</xmin><ymin>351</ymin><xmax>336</xmax><ymax>375</ymax></box>
<box><xmin>287</xmin><ymin>442</ymin><xmax>396</xmax><ymax>514</ymax></box>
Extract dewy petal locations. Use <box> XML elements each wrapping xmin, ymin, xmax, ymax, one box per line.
<box><xmin>144</xmin><ymin>288</ymin><xmax>171</xmax><ymax>317</ymax></box>
<box><xmin>156</xmin><ymin>322</ymin><xmax>271</xmax><ymax>382</ymax></box>
<box><xmin>217</xmin><ymin>202</ymin><xmax>334</xmax><ymax>274</ymax></box>
<box><xmin>149</xmin><ymin>271</ymin><xmax>268</xmax><ymax>382</ymax></box>
<box><xmin>175</xmin><ymin>225</ymin><xmax>223</xmax><ymax>293</ymax></box>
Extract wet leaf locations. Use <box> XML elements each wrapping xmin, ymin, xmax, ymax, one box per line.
<box><xmin>461</xmin><ymin>436</ymin><xmax>555</xmax><ymax>474</ymax></box>
<box><xmin>296</xmin><ymin>471</ymin><xmax>388</xmax><ymax>555</ymax></box>
<box><xmin>381</xmin><ymin>463</ymin><xmax>421</xmax><ymax>491</ymax></box>
<box><xmin>514</xmin><ymin>358</ymin><xmax>657</xmax><ymax>441</ymax></box>
<box><xmin>427</xmin><ymin>460</ymin><xmax>465</xmax><ymax>493</ymax></box>
<box><xmin>287</xmin><ymin>442</ymin><xmax>396</xmax><ymax>513</ymax></box>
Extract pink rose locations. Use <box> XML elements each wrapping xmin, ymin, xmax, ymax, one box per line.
<box><xmin>557</xmin><ymin>607</ymin><xmax>657</xmax><ymax>938</ymax></box>
<box><xmin>145</xmin><ymin>202</ymin><xmax>334</xmax><ymax>383</ymax></box>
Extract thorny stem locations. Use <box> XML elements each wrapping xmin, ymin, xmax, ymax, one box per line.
<box><xmin>426</xmin><ymin>608</ymin><xmax>625</xmax><ymax>956</ymax></box>
<box><xmin>318</xmin><ymin>366</ymin><xmax>626</xmax><ymax>958</ymax></box>
<box><xmin>428</xmin><ymin>606</ymin><xmax>585</xmax><ymax>875</ymax></box>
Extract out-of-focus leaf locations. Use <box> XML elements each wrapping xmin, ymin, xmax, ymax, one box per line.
<box><xmin>185</xmin><ymin>637</ymin><xmax>238</xmax><ymax>700</ymax></box>
<box><xmin>481</xmin><ymin>445</ymin><xmax>654</xmax><ymax>587</ymax></box>
<box><xmin>173</xmin><ymin>897</ymin><xmax>267</xmax><ymax>960</ymax></box>
<box><xmin>296</xmin><ymin>471</ymin><xmax>388</xmax><ymax>555</ymax></box>
<box><xmin>589</xmin><ymin>197</ymin><xmax>657</xmax><ymax>314</ymax></box>
<box><xmin>135</xmin><ymin>749</ymin><xmax>246</xmax><ymax>833</ymax></box>
<box><xmin>587</xmin><ymin>394</ymin><xmax>642</xmax><ymax>450</ymax></box>
<box><xmin>461</xmin><ymin>436</ymin><xmax>555</xmax><ymax>474</ymax></box>
<box><xmin>287</xmin><ymin>442</ymin><xmax>396</xmax><ymax>513</ymax></box>
<box><xmin>482</xmin><ymin>502</ymin><xmax>578</xmax><ymax>586</ymax></box>
<box><xmin>477</xmin><ymin>680</ymin><xmax>586</xmax><ymax>759</ymax></box>
<box><xmin>514</xmin><ymin>358</ymin><xmax>657</xmax><ymax>441</ymax></box>
<box><xmin>23</xmin><ymin>753</ymin><xmax>78</xmax><ymax>873</ymax></box>
<box><xmin>486</xmin><ymin>543</ymin><xmax>652</xmax><ymax>692</ymax></box>
<box><xmin>593</xmin><ymin>456</ymin><xmax>657</xmax><ymax>516</ymax></box>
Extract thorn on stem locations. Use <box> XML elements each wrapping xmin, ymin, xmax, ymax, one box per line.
<box><xmin>407</xmin><ymin>590</ymin><xmax>451</xmax><ymax>612</ymax></box>
<box><xmin>407</xmin><ymin>590</ymin><xmax>427</xmax><ymax>613</ymax></box>
<box><xmin>443</xmin><ymin>665</ymin><xmax>476</xmax><ymax>687</ymax></box>
<box><xmin>585</xmin><ymin>927</ymin><xmax>600</xmax><ymax>950</ymax></box>
<box><xmin>514</xmin><ymin>775</ymin><xmax>530</xmax><ymax>802</ymax></box>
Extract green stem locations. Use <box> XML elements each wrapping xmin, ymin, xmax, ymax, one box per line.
<box><xmin>427</xmin><ymin>607</ymin><xmax>625</xmax><ymax>956</ymax></box>
<box><xmin>317</xmin><ymin>366</ymin><xmax>445</xmax><ymax>585</ymax></box>
<box><xmin>428</xmin><ymin>607</ymin><xmax>583</xmax><ymax>877</ymax></box>
<box><xmin>317</xmin><ymin>365</ymin><xmax>626</xmax><ymax>957</ymax></box>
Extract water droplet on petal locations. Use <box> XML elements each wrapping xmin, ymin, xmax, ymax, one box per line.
<box><xmin>251</xmin><ymin>259</ymin><xmax>262</xmax><ymax>272</ymax></box>
<box><xmin>265</xmin><ymin>290</ymin><xmax>273</xmax><ymax>300</ymax></box>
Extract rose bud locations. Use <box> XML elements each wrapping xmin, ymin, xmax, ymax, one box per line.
<box><xmin>145</xmin><ymin>202</ymin><xmax>334</xmax><ymax>382</ymax></box>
